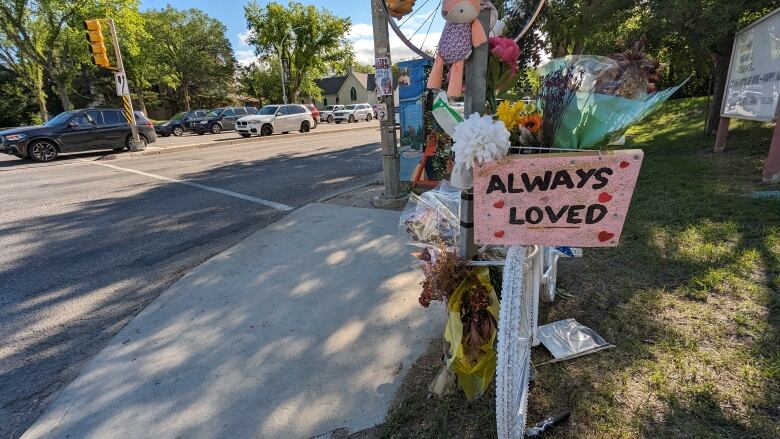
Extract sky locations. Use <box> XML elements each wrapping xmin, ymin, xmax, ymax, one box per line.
<box><xmin>139</xmin><ymin>0</ymin><xmax>446</xmax><ymax>66</ymax></box>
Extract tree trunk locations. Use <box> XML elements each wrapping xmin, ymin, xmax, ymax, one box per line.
<box><xmin>54</xmin><ymin>77</ymin><xmax>71</xmax><ymax>110</ymax></box>
<box><xmin>36</xmin><ymin>85</ymin><xmax>48</xmax><ymax>122</ymax></box>
<box><xmin>707</xmin><ymin>41</ymin><xmax>734</xmax><ymax>134</ymax></box>
<box><xmin>182</xmin><ymin>85</ymin><xmax>191</xmax><ymax>111</ymax></box>
<box><xmin>136</xmin><ymin>93</ymin><xmax>147</xmax><ymax>115</ymax></box>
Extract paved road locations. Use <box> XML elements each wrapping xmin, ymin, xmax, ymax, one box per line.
<box><xmin>152</xmin><ymin>119</ymin><xmax>379</xmax><ymax>149</ymax></box>
<box><xmin>0</xmin><ymin>129</ymin><xmax>382</xmax><ymax>439</ymax></box>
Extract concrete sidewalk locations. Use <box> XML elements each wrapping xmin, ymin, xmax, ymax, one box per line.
<box><xmin>23</xmin><ymin>203</ymin><xmax>441</xmax><ymax>439</ymax></box>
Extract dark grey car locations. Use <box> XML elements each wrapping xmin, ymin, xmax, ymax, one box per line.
<box><xmin>0</xmin><ymin>109</ymin><xmax>157</xmax><ymax>162</ymax></box>
<box><xmin>187</xmin><ymin>107</ymin><xmax>258</xmax><ymax>135</ymax></box>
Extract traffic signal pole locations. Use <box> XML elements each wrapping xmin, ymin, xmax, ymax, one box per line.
<box><xmin>107</xmin><ymin>19</ymin><xmax>143</xmax><ymax>150</ymax></box>
<box><xmin>85</xmin><ymin>18</ymin><xmax>143</xmax><ymax>151</ymax></box>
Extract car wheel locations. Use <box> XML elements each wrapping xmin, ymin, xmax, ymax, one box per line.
<box><xmin>126</xmin><ymin>134</ymin><xmax>148</xmax><ymax>150</ymax></box>
<box><xmin>28</xmin><ymin>140</ymin><xmax>58</xmax><ymax>162</ymax></box>
<box><xmin>349</xmin><ymin>115</ymin><xmax>355</xmax><ymax>123</ymax></box>
<box><xmin>328</xmin><ymin>115</ymin><xmax>334</xmax><ymax>123</ymax></box>
<box><xmin>240</xmin><ymin>133</ymin><xmax>251</xmax><ymax>138</ymax></box>
<box><xmin>300</xmin><ymin>121</ymin><xmax>311</xmax><ymax>133</ymax></box>
<box><xmin>366</xmin><ymin>113</ymin><xmax>372</xmax><ymax>122</ymax></box>
<box><xmin>261</xmin><ymin>124</ymin><xmax>273</xmax><ymax>137</ymax></box>
<box><xmin>210</xmin><ymin>124</ymin><xmax>222</xmax><ymax>135</ymax></box>
<box><xmin>173</xmin><ymin>126</ymin><xmax>184</xmax><ymax>136</ymax></box>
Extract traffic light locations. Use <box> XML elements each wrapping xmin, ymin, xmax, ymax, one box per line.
<box><xmin>84</xmin><ymin>19</ymin><xmax>111</xmax><ymax>69</ymax></box>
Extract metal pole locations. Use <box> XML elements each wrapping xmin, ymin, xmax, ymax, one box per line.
<box><xmin>371</xmin><ymin>0</ymin><xmax>406</xmax><ymax>208</ymax></box>
<box><xmin>280</xmin><ymin>58</ymin><xmax>288</xmax><ymax>105</ymax></box>
<box><xmin>108</xmin><ymin>19</ymin><xmax>143</xmax><ymax>150</ymax></box>
<box><xmin>459</xmin><ymin>10</ymin><xmax>490</xmax><ymax>259</ymax></box>
<box><xmin>763</xmin><ymin>100</ymin><xmax>780</xmax><ymax>183</ymax></box>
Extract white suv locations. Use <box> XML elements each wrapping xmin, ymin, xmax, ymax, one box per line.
<box><xmin>333</xmin><ymin>104</ymin><xmax>373</xmax><ymax>123</ymax></box>
<box><xmin>319</xmin><ymin>105</ymin><xmax>344</xmax><ymax>124</ymax></box>
<box><xmin>236</xmin><ymin>104</ymin><xmax>315</xmax><ymax>137</ymax></box>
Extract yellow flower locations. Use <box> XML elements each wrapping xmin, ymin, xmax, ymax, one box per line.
<box><xmin>496</xmin><ymin>101</ymin><xmax>527</xmax><ymax>131</ymax></box>
<box><xmin>496</xmin><ymin>100</ymin><xmax>518</xmax><ymax>131</ymax></box>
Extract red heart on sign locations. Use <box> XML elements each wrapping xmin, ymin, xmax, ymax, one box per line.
<box><xmin>494</xmin><ymin>230</ymin><xmax>505</xmax><ymax>238</ymax></box>
<box><xmin>598</xmin><ymin>231</ymin><xmax>615</xmax><ymax>242</ymax></box>
<box><xmin>620</xmin><ymin>161</ymin><xmax>630</xmax><ymax>169</ymax></box>
<box><xmin>493</xmin><ymin>200</ymin><xmax>505</xmax><ymax>209</ymax></box>
<box><xmin>598</xmin><ymin>192</ymin><xmax>613</xmax><ymax>203</ymax></box>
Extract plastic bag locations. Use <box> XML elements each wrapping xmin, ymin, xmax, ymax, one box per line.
<box><xmin>444</xmin><ymin>267</ymin><xmax>500</xmax><ymax>401</ymax></box>
<box><xmin>399</xmin><ymin>181</ymin><xmax>461</xmax><ymax>246</ymax></box>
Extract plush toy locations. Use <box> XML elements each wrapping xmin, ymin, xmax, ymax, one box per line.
<box><xmin>427</xmin><ymin>0</ymin><xmax>488</xmax><ymax>97</ymax></box>
<box><xmin>387</xmin><ymin>0</ymin><xmax>416</xmax><ymax>19</ymax></box>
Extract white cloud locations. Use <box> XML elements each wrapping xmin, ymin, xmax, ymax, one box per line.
<box><xmin>236</xmin><ymin>50</ymin><xmax>259</xmax><ymax>66</ymax></box>
<box><xmin>237</xmin><ymin>30</ymin><xmax>254</xmax><ymax>47</ymax></box>
<box><xmin>348</xmin><ymin>23</ymin><xmax>374</xmax><ymax>39</ymax></box>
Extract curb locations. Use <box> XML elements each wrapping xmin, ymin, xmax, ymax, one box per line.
<box><xmin>315</xmin><ymin>174</ymin><xmax>383</xmax><ymax>203</ymax></box>
<box><xmin>128</xmin><ymin>124</ymin><xmax>380</xmax><ymax>158</ymax></box>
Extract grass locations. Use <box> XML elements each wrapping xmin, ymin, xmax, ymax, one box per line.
<box><xmin>378</xmin><ymin>97</ymin><xmax>780</xmax><ymax>438</ymax></box>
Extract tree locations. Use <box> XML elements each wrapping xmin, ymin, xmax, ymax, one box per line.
<box><xmin>238</xmin><ymin>60</ymin><xmax>283</xmax><ymax>106</ymax></box>
<box><xmin>0</xmin><ymin>0</ymin><xmax>141</xmax><ymax>111</ymax></box>
<box><xmin>646</xmin><ymin>0</ymin><xmax>780</xmax><ymax>133</ymax></box>
<box><xmin>0</xmin><ymin>67</ymin><xmax>40</xmax><ymax>126</ymax></box>
<box><xmin>0</xmin><ymin>31</ymin><xmax>48</xmax><ymax>120</ymax></box>
<box><xmin>244</xmin><ymin>1</ymin><xmax>351</xmax><ymax>102</ymax></box>
<box><xmin>142</xmin><ymin>6</ymin><xmax>236</xmax><ymax>111</ymax></box>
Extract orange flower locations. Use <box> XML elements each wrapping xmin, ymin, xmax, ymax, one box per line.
<box><xmin>518</xmin><ymin>114</ymin><xmax>543</xmax><ymax>134</ymax></box>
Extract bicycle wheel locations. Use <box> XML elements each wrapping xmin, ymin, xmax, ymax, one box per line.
<box><xmin>496</xmin><ymin>245</ymin><xmax>536</xmax><ymax>438</ymax></box>
<box><xmin>381</xmin><ymin>0</ymin><xmax>546</xmax><ymax>60</ymax></box>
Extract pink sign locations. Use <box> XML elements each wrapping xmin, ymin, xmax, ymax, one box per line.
<box><xmin>473</xmin><ymin>150</ymin><xmax>644</xmax><ymax>247</ymax></box>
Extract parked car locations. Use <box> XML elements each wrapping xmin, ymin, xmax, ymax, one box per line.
<box><xmin>0</xmin><ymin>108</ymin><xmax>156</xmax><ymax>162</ymax></box>
<box><xmin>235</xmin><ymin>104</ymin><xmax>315</xmax><ymax>137</ymax></box>
<box><xmin>333</xmin><ymin>104</ymin><xmax>373</xmax><ymax>123</ymax></box>
<box><xmin>319</xmin><ymin>105</ymin><xmax>345</xmax><ymax>124</ymax></box>
<box><xmin>303</xmin><ymin>104</ymin><xmax>320</xmax><ymax>128</ymax></box>
<box><xmin>155</xmin><ymin>109</ymin><xmax>208</xmax><ymax>137</ymax></box>
<box><xmin>187</xmin><ymin>106</ymin><xmax>258</xmax><ymax>135</ymax></box>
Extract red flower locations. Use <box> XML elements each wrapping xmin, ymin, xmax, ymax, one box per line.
<box><xmin>489</xmin><ymin>37</ymin><xmax>520</xmax><ymax>73</ymax></box>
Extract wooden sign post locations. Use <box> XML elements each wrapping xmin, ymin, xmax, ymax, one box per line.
<box><xmin>473</xmin><ymin>150</ymin><xmax>644</xmax><ymax>247</ymax></box>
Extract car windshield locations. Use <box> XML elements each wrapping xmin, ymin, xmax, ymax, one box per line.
<box><xmin>257</xmin><ymin>106</ymin><xmax>280</xmax><ymax>116</ymax></box>
<box><xmin>171</xmin><ymin>112</ymin><xmax>187</xmax><ymax>120</ymax></box>
<box><xmin>324</xmin><ymin>106</ymin><xmax>335</xmax><ymax>111</ymax></box>
<box><xmin>45</xmin><ymin>111</ymin><xmax>77</xmax><ymax>126</ymax></box>
<box><xmin>206</xmin><ymin>109</ymin><xmax>225</xmax><ymax>117</ymax></box>
<box><xmin>345</xmin><ymin>105</ymin><xmax>356</xmax><ymax>110</ymax></box>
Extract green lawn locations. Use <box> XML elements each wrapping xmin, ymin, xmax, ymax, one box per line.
<box><xmin>380</xmin><ymin>97</ymin><xmax>780</xmax><ymax>439</ymax></box>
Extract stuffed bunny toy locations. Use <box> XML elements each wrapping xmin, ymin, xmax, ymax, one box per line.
<box><xmin>427</xmin><ymin>0</ymin><xmax>488</xmax><ymax>97</ymax></box>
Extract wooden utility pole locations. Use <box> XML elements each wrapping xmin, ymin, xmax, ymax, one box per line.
<box><xmin>371</xmin><ymin>0</ymin><xmax>406</xmax><ymax>208</ymax></box>
<box><xmin>459</xmin><ymin>10</ymin><xmax>491</xmax><ymax>259</ymax></box>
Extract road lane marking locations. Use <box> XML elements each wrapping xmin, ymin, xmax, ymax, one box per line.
<box><xmin>83</xmin><ymin>160</ymin><xmax>294</xmax><ymax>211</ymax></box>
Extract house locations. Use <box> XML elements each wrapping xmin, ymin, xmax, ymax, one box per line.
<box><xmin>309</xmin><ymin>70</ymin><xmax>398</xmax><ymax>109</ymax></box>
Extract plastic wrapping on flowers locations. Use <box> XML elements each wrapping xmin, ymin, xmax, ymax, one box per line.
<box><xmin>535</xmin><ymin>49</ymin><xmax>686</xmax><ymax>148</ymax></box>
<box><xmin>443</xmin><ymin>267</ymin><xmax>500</xmax><ymax>401</ymax></box>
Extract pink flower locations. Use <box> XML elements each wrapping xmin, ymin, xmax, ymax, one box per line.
<box><xmin>489</xmin><ymin>37</ymin><xmax>520</xmax><ymax>72</ymax></box>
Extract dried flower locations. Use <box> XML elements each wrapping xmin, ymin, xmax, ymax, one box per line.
<box><xmin>418</xmin><ymin>245</ymin><xmax>469</xmax><ymax>308</ymax></box>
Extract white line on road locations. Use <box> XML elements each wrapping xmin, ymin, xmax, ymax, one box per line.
<box><xmin>83</xmin><ymin>160</ymin><xmax>294</xmax><ymax>211</ymax></box>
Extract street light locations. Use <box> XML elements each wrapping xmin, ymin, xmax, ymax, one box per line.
<box><xmin>280</xmin><ymin>26</ymin><xmax>305</xmax><ymax>104</ymax></box>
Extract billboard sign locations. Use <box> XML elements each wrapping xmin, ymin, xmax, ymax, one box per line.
<box><xmin>722</xmin><ymin>8</ymin><xmax>780</xmax><ymax>121</ymax></box>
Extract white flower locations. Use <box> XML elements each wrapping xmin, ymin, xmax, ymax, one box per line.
<box><xmin>451</xmin><ymin>113</ymin><xmax>511</xmax><ymax>170</ymax></box>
